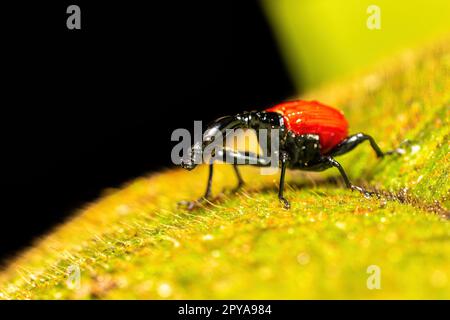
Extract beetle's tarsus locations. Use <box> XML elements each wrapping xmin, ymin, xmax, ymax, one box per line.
<box><xmin>384</xmin><ymin>139</ymin><xmax>414</xmax><ymax>156</ymax></box>
<box><xmin>279</xmin><ymin>197</ymin><xmax>291</xmax><ymax>209</ymax></box>
<box><xmin>384</xmin><ymin>147</ymin><xmax>406</xmax><ymax>156</ymax></box>
<box><xmin>177</xmin><ymin>199</ymin><xmax>197</xmax><ymax>210</ymax></box>
<box><xmin>231</xmin><ymin>181</ymin><xmax>245</xmax><ymax>193</ymax></box>
<box><xmin>177</xmin><ymin>197</ymin><xmax>210</xmax><ymax>210</ymax></box>
<box><xmin>384</xmin><ymin>149</ymin><xmax>404</xmax><ymax>156</ymax></box>
<box><xmin>350</xmin><ymin>185</ymin><xmax>375</xmax><ymax>198</ymax></box>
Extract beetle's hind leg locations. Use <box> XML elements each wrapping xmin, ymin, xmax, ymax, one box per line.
<box><xmin>329</xmin><ymin>133</ymin><xmax>405</xmax><ymax>158</ymax></box>
<box><xmin>325</xmin><ymin>156</ymin><xmax>375</xmax><ymax>198</ymax></box>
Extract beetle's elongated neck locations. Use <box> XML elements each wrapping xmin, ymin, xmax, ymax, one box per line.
<box><xmin>181</xmin><ymin>116</ymin><xmax>240</xmax><ymax>170</ymax></box>
<box><xmin>202</xmin><ymin>115</ymin><xmax>241</xmax><ymax>139</ymax></box>
<box><xmin>180</xmin><ymin>111</ymin><xmax>284</xmax><ymax>170</ymax></box>
<box><xmin>206</xmin><ymin>111</ymin><xmax>261</xmax><ymax>134</ymax></box>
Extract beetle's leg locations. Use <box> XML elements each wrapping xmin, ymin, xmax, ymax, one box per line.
<box><xmin>216</xmin><ymin>148</ymin><xmax>272</xmax><ymax>194</ymax></box>
<box><xmin>232</xmin><ymin>164</ymin><xmax>245</xmax><ymax>191</ymax></box>
<box><xmin>217</xmin><ymin>148</ymin><xmax>289</xmax><ymax>207</ymax></box>
<box><xmin>325</xmin><ymin>156</ymin><xmax>375</xmax><ymax>198</ymax></box>
<box><xmin>278</xmin><ymin>152</ymin><xmax>290</xmax><ymax>209</ymax></box>
<box><xmin>329</xmin><ymin>133</ymin><xmax>403</xmax><ymax>158</ymax></box>
<box><xmin>179</xmin><ymin>148</ymin><xmax>271</xmax><ymax>209</ymax></box>
<box><xmin>178</xmin><ymin>163</ymin><xmax>214</xmax><ymax>210</ymax></box>
<box><xmin>203</xmin><ymin>163</ymin><xmax>214</xmax><ymax>198</ymax></box>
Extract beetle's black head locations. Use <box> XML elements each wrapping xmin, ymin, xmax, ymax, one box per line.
<box><xmin>180</xmin><ymin>116</ymin><xmax>235</xmax><ymax>171</ymax></box>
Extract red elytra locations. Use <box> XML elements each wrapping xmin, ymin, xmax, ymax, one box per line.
<box><xmin>266</xmin><ymin>100</ymin><xmax>349</xmax><ymax>154</ymax></box>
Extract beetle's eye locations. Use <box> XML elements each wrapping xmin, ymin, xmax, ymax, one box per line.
<box><xmin>203</xmin><ymin>132</ymin><xmax>216</xmax><ymax>143</ymax></box>
<box><xmin>203</xmin><ymin>127</ymin><xmax>219</xmax><ymax>142</ymax></box>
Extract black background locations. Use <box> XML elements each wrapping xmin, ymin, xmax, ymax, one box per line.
<box><xmin>0</xmin><ymin>1</ymin><xmax>294</xmax><ymax>263</ymax></box>
<box><xmin>1</xmin><ymin>300</ymin><xmax>441</xmax><ymax>318</ymax></box>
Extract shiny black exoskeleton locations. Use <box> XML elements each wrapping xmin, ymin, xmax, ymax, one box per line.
<box><xmin>180</xmin><ymin>109</ymin><xmax>403</xmax><ymax>209</ymax></box>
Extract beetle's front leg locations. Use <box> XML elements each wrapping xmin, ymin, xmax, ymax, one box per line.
<box><xmin>178</xmin><ymin>163</ymin><xmax>214</xmax><ymax>210</ymax></box>
<box><xmin>216</xmin><ymin>148</ymin><xmax>272</xmax><ymax>194</ymax></box>
<box><xmin>178</xmin><ymin>148</ymin><xmax>270</xmax><ymax>209</ymax></box>
<box><xmin>232</xmin><ymin>164</ymin><xmax>245</xmax><ymax>192</ymax></box>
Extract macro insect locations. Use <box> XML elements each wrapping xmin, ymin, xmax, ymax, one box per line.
<box><xmin>180</xmin><ymin>100</ymin><xmax>402</xmax><ymax>209</ymax></box>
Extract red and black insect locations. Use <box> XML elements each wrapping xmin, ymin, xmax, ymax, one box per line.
<box><xmin>180</xmin><ymin>100</ymin><xmax>401</xmax><ymax>209</ymax></box>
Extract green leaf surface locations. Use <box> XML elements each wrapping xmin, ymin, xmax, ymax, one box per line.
<box><xmin>0</xmin><ymin>39</ymin><xmax>449</xmax><ymax>300</ymax></box>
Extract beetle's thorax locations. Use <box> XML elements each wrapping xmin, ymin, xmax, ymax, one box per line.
<box><xmin>235</xmin><ymin>111</ymin><xmax>285</xmax><ymax>131</ymax></box>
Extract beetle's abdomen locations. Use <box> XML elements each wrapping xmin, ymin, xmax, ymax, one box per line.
<box><xmin>266</xmin><ymin>100</ymin><xmax>349</xmax><ymax>154</ymax></box>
